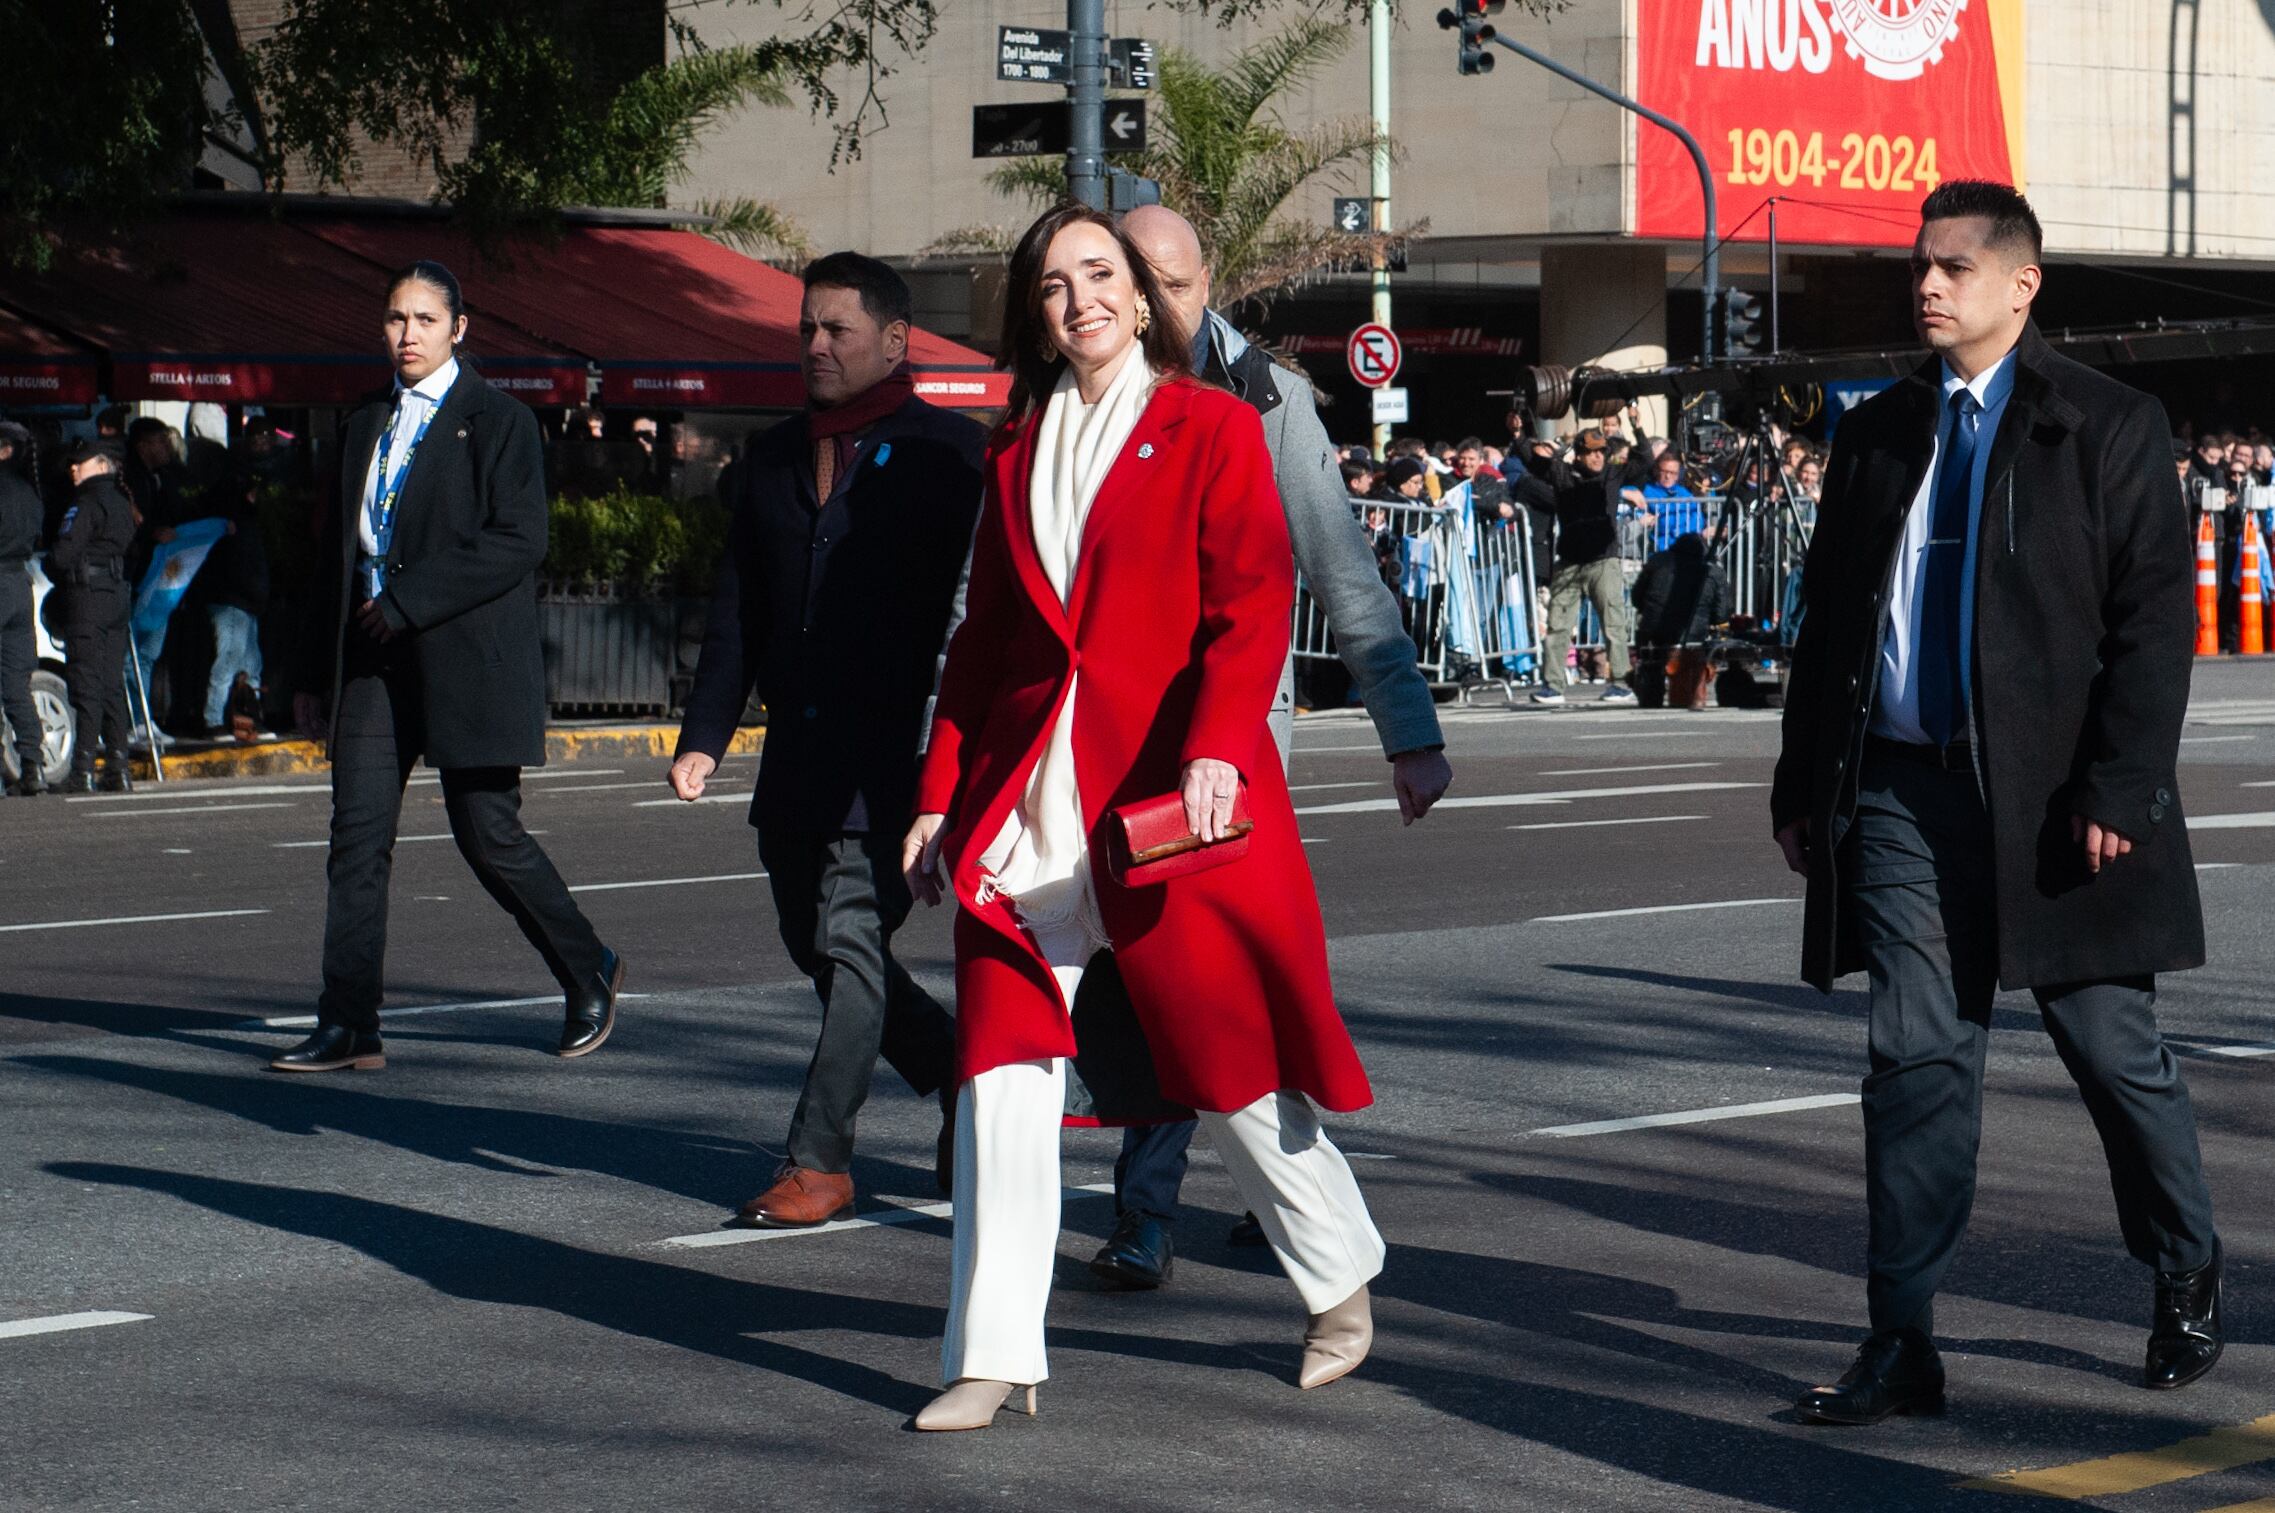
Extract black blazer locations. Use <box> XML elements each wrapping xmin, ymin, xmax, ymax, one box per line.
<box><xmin>318</xmin><ymin>367</ymin><xmax>550</xmax><ymax>769</ymax></box>
<box><xmin>1772</xmin><ymin>322</ymin><xmax>2203</xmax><ymax>991</ymax></box>
<box><xmin>677</xmin><ymin>394</ymin><xmax>985</xmax><ymax>834</ymax></box>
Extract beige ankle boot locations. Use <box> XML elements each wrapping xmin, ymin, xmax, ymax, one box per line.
<box><xmin>1299</xmin><ymin>1284</ymin><xmax>1373</xmax><ymax>1389</ymax></box>
<box><xmin>913</xmin><ymin>1378</ymin><xmax>1039</xmax><ymax>1431</ymax></box>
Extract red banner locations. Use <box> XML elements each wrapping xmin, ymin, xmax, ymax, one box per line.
<box><xmin>603</xmin><ymin>364</ymin><xmax>1010</xmax><ymax>411</ymax></box>
<box><xmin>1636</xmin><ymin>0</ymin><xmax>2023</xmax><ymax>248</ymax></box>
<box><xmin>111</xmin><ymin>357</ymin><xmax>587</xmax><ymax>407</ymax></box>
<box><xmin>0</xmin><ymin>360</ymin><xmax>98</xmax><ymax>406</ymax></box>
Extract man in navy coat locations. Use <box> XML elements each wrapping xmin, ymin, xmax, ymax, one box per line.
<box><xmin>671</xmin><ymin>253</ymin><xmax>981</xmax><ymax>1228</ymax></box>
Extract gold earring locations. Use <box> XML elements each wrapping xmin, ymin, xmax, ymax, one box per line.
<box><xmin>1134</xmin><ymin>295</ymin><xmax>1152</xmax><ymax>338</ymax></box>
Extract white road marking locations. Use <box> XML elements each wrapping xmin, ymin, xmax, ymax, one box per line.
<box><xmin>1531</xmin><ymin>897</ymin><xmax>1798</xmax><ymax>923</ymax></box>
<box><xmin>1289</xmin><ymin>781</ymin><xmax>1378</xmax><ymax>793</ymax></box>
<box><xmin>1536</xmin><ymin>762</ymin><xmax>1723</xmax><ymax>777</ymax></box>
<box><xmin>1534</xmin><ymin>1093</ymin><xmax>1859</xmax><ymax>1139</ymax></box>
<box><xmin>65</xmin><ymin>783</ymin><xmax>327</xmax><ymax>803</ymax></box>
<box><xmin>2194</xmin><ymin>1042</ymin><xmax>2275</xmax><ymax>1060</ymax></box>
<box><xmin>521</xmin><ymin>769</ymin><xmax>625</xmax><ymax>781</ymax></box>
<box><xmin>0</xmin><ymin>908</ymin><xmax>269</xmax><ymax>935</ymax></box>
<box><xmin>88</xmin><ymin>802</ymin><xmax>296</xmax><ymax>819</ymax></box>
<box><xmin>2182</xmin><ymin>736</ymin><xmax>2256</xmax><ymax>744</ymax></box>
<box><xmin>271</xmin><ymin>831</ymin><xmax>550</xmax><ymax>850</ymax></box>
<box><xmin>244</xmin><ymin>992</ymin><xmax>654</xmax><ymax>1031</ymax></box>
<box><xmin>1510</xmin><ymin>815</ymin><xmax>1709</xmax><ymax>832</ymax></box>
<box><xmin>568</xmin><ymin>871</ymin><xmax>767</xmax><ymax>894</ymax></box>
<box><xmin>525</xmin><ymin>781</ymin><xmax>663</xmax><ymax>795</ymax></box>
<box><xmin>1290</xmin><ymin>743</ymin><xmax>1394</xmax><ymax>755</ymax></box>
<box><xmin>2240</xmin><ymin>780</ymin><xmax>2275</xmax><ymax>788</ymax></box>
<box><xmin>1572</xmin><ymin>731</ymin><xmax>1711</xmax><ymax>741</ymax></box>
<box><xmin>2189</xmin><ymin>812</ymin><xmax>2275</xmax><ymax>830</ymax></box>
<box><xmin>162</xmin><ymin>848</ymin><xmax>192</xmax><ymax>855</ymax></box>
<box><xmin>662</xmin><ymin>1184</ymin><xmax>1115</xmax><ymax>1248</ymax></box>
<box><xmin>632</xmin><ymin>792</ymin><xmax>750</xmax><ymax>807</ymax></box>
<box><xmin>0</xmin><ymin>1311</ymin><xmax>152</xmax><ymax>1340</ymax></box>
<box><xmin>1296</xmin><ymin>780</ymin><xmax>1762</xmax><ymax>816</ymax></box>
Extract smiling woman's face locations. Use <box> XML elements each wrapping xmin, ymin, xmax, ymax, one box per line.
<box><xmin>1038</xmin><ymin>220</ymin><xmax>1139</xmax><ymax>384</ymax></box>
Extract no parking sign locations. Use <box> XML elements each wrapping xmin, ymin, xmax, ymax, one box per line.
<box><xmin>1346</xmin><ymin>324</ymin><xmax>1401</xmax><ymax>389</ymax></box>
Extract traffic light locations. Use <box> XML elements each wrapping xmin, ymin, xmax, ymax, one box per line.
<box><xmin>1721</xmin><ymin>288</ymin><xmax>1764</xmax><ymax>356</ymax></box>
<box><xmin>1436</xmin><ymin>0</ymin><xmax>1504</xmax><ymax>75</ymax></box>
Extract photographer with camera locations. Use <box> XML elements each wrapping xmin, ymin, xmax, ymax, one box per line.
<box><xmin>1529</xmin><ymin>405</ymin><xmax>1652</xmax><ymax>706</ymax></box>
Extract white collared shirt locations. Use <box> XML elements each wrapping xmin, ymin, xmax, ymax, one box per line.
<box><xmin>358</xmin><ymin>356</ymin><xmax>459</xmax><ymax>555</ymax></box>
<box><xmin>1869</xmin><ymin>348</ymin><xmax>2018</xmax><ymax>745</ymax></box>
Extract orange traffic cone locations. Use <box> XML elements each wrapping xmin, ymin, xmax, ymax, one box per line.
<box><xmin>2244</xmin><ymin>515</ymin><xmax>2269</xmax><ymax>657</ymax></box>
<box><xmin>2196</xmin><ymin>509</ymin><xmax>2221</xmax><ymax>656</ymax></box>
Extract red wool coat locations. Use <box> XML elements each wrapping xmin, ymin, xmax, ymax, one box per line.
<box><xmin>914</xmin><ymin>375</ymin><xmax>1373</xmax><ymax>1115</ymax></box>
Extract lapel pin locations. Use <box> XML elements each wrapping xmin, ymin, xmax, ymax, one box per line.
<box><xmin>874</xmin><ymin>443</ymin><xmax>893</xmax><ymax>466</ymax></box>
<box><xmin>1138</xmin><ymin>443</ymin><xmax>1155</xmax><ymax>459</ymax></box>
<box><xmin>456</xmin><ymin>428</ymin><xmax>467</xmax><ymax>439</ymax></box>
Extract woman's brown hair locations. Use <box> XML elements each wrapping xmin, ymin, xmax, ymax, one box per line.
<box><xmin>996</xmin><ymin>202</ymin><xmax>1192</xmax><ymax>422</ymax></box>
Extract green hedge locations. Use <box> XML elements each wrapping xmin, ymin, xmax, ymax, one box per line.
<box><xmin>544</xmin><ymin>487</ymin><xmax>728</xmax><ymax>593</ymax></box>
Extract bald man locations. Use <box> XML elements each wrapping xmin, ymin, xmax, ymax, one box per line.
<box><xmin>1090</xmin><ymin>205</ymin><xmax>1451</xmax><ymax>1289</ymax></box>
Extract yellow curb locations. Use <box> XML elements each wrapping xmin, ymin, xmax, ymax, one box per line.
<box><xmin>139</xmin><ymin>723</ymin><xmax>763</xmax><ymax>783</ymax></box>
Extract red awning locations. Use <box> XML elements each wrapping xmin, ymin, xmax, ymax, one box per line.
<box><xmin>300</xmin><ymin>220</ymin><xmax>1010</xmax><ymax>410</ymax></box>
<box><xmin>0</xmin><ymin>303</ymin><xmax>101</xmax><ymax>406</ymax></box>
<box><xmin>0</xmin><ymin>212</ymin><xmax>588</xmax><ymax>406</ymax></box>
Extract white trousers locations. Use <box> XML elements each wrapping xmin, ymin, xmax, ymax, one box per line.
<box><xmin>940</xmin><ymin>1014</ymin><xmax>1386</xmax><ymax>1385</ymax></box>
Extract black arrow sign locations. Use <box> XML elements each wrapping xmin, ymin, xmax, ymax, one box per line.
<box><xmin>1334</xmin><ymin>197</ymin><xmax>1369</xmax><ymax>234</ymax></box>
<box><xmin>973</xmin><ymin>101</ymin><xmax>1148</xmax><ymax>159</ymax></box>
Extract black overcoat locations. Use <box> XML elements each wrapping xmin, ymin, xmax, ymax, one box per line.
<box><xmin>676</xmin><ymin>393</ymin><xmax>985</xmax><ymax>834</ymax></box>
<box><xmin>317</xmin><ymin>368</ymin><xmax>550</xmax><ymax>769</ymax></box>
<box><xmin>1770</xmin><ymin>322</ymin><xmax>2204</xmax><ymax>992</ymax></box>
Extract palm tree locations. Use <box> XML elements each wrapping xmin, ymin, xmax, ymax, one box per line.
<box><xmin>928</xmin><ymin>19</ymin><xmax>1418</xmax><ymax>308</ymax></box>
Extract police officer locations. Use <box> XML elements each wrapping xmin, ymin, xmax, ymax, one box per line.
<box><xmin>0</xmin><ymin>422</ymin><xmax>43</xmax><ymax>795</ymax></box>
<box><xmin>48</xmin><ymin>438</ymin><xmax>136</xmax><ymax>792</ymax></box>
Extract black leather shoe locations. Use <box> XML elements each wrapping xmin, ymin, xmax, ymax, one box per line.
<box><xmin>1796</xmin><ymin>1329</ymin><xmax>1944</xmax><ymax>1425</ymax></box>
<box><xmin>57</xmin><ymin>771</ymin><xmax>94</xmax><ymax>794</ymax></box>
<box><xmin>1089</xmin><ymin>1211</ymin><xmax>1174</xmax><ymax>1290</ymax></box>
<box><xmin>1228</xmin><ymin>1211</ymin><xmax>1268</xmax><ymax>1247</ymax></box>
<box><xmin>96</xmin><ymin>764</ymin><xmax>130</xmax><ymax>793</ymax></box>
<box><xmin>2145</xmin><ymin>1244</ymin><xmax>2223</xmax><ymax>1390</ymax></box>
<box><xmin>8</xmin><ymin>771</ymin><xmax>42</xmax><ymax>798</ymax></box>
<box><xmin>559</xmin><ymin>949</ymin><xmax>626</xmax><ymax>1057</ymax></box>
<box><xmin>270</xmin><ymin>1024</ymin><xmax>385</xmax><ymax>1073</ymax></box>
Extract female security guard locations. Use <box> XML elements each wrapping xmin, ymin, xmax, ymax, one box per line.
<box><xmin>272</xmin><ymin>261</ymin><xmax>626</xmax><ymax>1072</ymax></box>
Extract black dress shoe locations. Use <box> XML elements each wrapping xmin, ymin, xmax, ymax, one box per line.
<box><xmin>8</xmin><ymin>772</ymin><xmax>42</xmax><ymax>798</ymax></box>
<box><xmin>2145</xmin><ymin>1243</ymin><xmax>2223</xmax><ymax>1390</ymax></box>
<box><xmin>1089</xmin><ymin>1211</ymin><xmax>1174</xmax><ymax>1290</ymax></box>
<box><xmin>559</xmin><ymin>949</ymin><xmax>626</xmax><ymax>1057</ymax></box>
<box><xmin>1796</xmin><ymin>1328</ymin><xmax>1944</xmax><ymax>1425</ymax></box>
<box><xmin>57</xmin><ymin>771</ymin><xmax>94</xmax><ymax>794</ymax></box>
<box><xmin>96</xmin><ymin>764</ymin><xmax>130</xmax><ymax>792</ymax></box>
<box><xmin>1227</xmin><ymin>1211</ymin><xmax>1268</xmax><ymax>1247</ymax></box>
<box><xmin>270</xmin><ymin>1024</ymin><xmax>385</xmax><ymax>1073</ymax></box>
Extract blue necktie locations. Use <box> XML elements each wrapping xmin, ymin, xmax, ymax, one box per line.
<box><xmin>1916</xmin><ymin>389</ymin><xmax>1981</xmax><ymax>746</ymax></box>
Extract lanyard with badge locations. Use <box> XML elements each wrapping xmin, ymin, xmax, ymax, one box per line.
<box><xmin>365</xmin><ymin>395</ymin><xmax>438</xmax><ymax>599</ymax></box>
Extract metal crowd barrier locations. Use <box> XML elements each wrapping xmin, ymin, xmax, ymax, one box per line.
<box><xmin>1292</xmin><ymin>482</ymin><xmax>1544</xmax><ymax>704</ymax></box>
<box><xmin>1294</xmin><ymin>478</ymin><xmax>1814</xmax><ymax>698</ymax></box>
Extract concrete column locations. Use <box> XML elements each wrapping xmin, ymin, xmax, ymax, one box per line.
<box><xmin>1539</xmin><ymin>242</ymin><xmax>1668</xmax><ymax>438</ymax></box>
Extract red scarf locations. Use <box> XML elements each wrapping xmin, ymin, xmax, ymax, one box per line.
<box><xmin>807</xmin><ymin>362</ymin><xmax>915</xmax><ymax>499</ymax></box>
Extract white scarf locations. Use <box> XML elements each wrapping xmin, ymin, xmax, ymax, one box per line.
<box><xmin>977</xmin><ymin>344</ymin><xmax>1155</xmax><ymax>955</ymax></box>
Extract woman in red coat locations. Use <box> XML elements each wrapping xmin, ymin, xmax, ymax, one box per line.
<box><xmin>899</xmin><ymin>204</ymin><xmax>1383</xmax><ymax>1431</ymax></box>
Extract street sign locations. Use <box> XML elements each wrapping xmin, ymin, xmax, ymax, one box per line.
<box><xmin>972</xmin><ymin>100</ymin><xmax>1147</xmax><ymax>159</ymax></box>
<box><xmin>998</xmin><ymin>26</ymin><xmax>1071</xmax><ymax>84</ymax></box>
<box><xmin>1333</xmin><ymin>197</ymin><xmax>1370</xmax><ymax>234</ymax></box>
<box><xmin>1109</xmin><ymin>38</ymin><xmax>1157</xmax><ymax>89</ymax></box>
<box><xmin>1371</xmin><ymin>386</ymin><xmax>1410</xmax><ymax>425</ymax></box>
<box><xmin>1346</xmin><ymin>323</ymin><xmax>1402</xmax><ymax>389</ymax></box>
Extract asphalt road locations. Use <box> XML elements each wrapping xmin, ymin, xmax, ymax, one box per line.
<box><xmin>5</xmin><ymin>661</ymin><xmax>2275</xmax><ymax>1512</ymax></box>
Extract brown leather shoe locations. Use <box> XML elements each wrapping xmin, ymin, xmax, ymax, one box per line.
<box><xmin>733</xmin><ymin>1165</ymin><xmax>855</xmax><ymax>1229</ymax></box>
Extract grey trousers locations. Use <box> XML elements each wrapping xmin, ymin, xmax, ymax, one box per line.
<box><xmin>1843</xmin><ymin>750</ymin><xmax>2218</xmax><ymax>1336</ymax></box>
<box><xmin>757</xmin><ymin>829</ymin><xmax>956</xmax><ymax>1173</ymax></box>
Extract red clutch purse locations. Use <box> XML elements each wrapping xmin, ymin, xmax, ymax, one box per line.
<box><xmin>1105</xmin><ymin>787</ymin><xmax>1255</xmax><ymax>888</ymax></box>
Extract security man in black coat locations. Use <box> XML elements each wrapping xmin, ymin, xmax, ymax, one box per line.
<box><xmin>0</xmin><ymin>423</ymin><xmax>45</xmax><ymax>793</ymax></box>
<box><xmin>272</xmin><ymin>260</ymin><xmax>623</xmax><ymax>1074</ymax></box>
<box><xmin>670</xmin><ymin>253</ymin><xmax>977</xmax><ymax>1229</ymax></box>
<box><xmin>1773</xmin><ymin>182</ymin><xmax>2221</xmax><ymax>1425</ymax></box>
<box><xmin>47</xmin><ymin>439</ymin><xmax>137</xmax><ymax>792</ymax></box>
